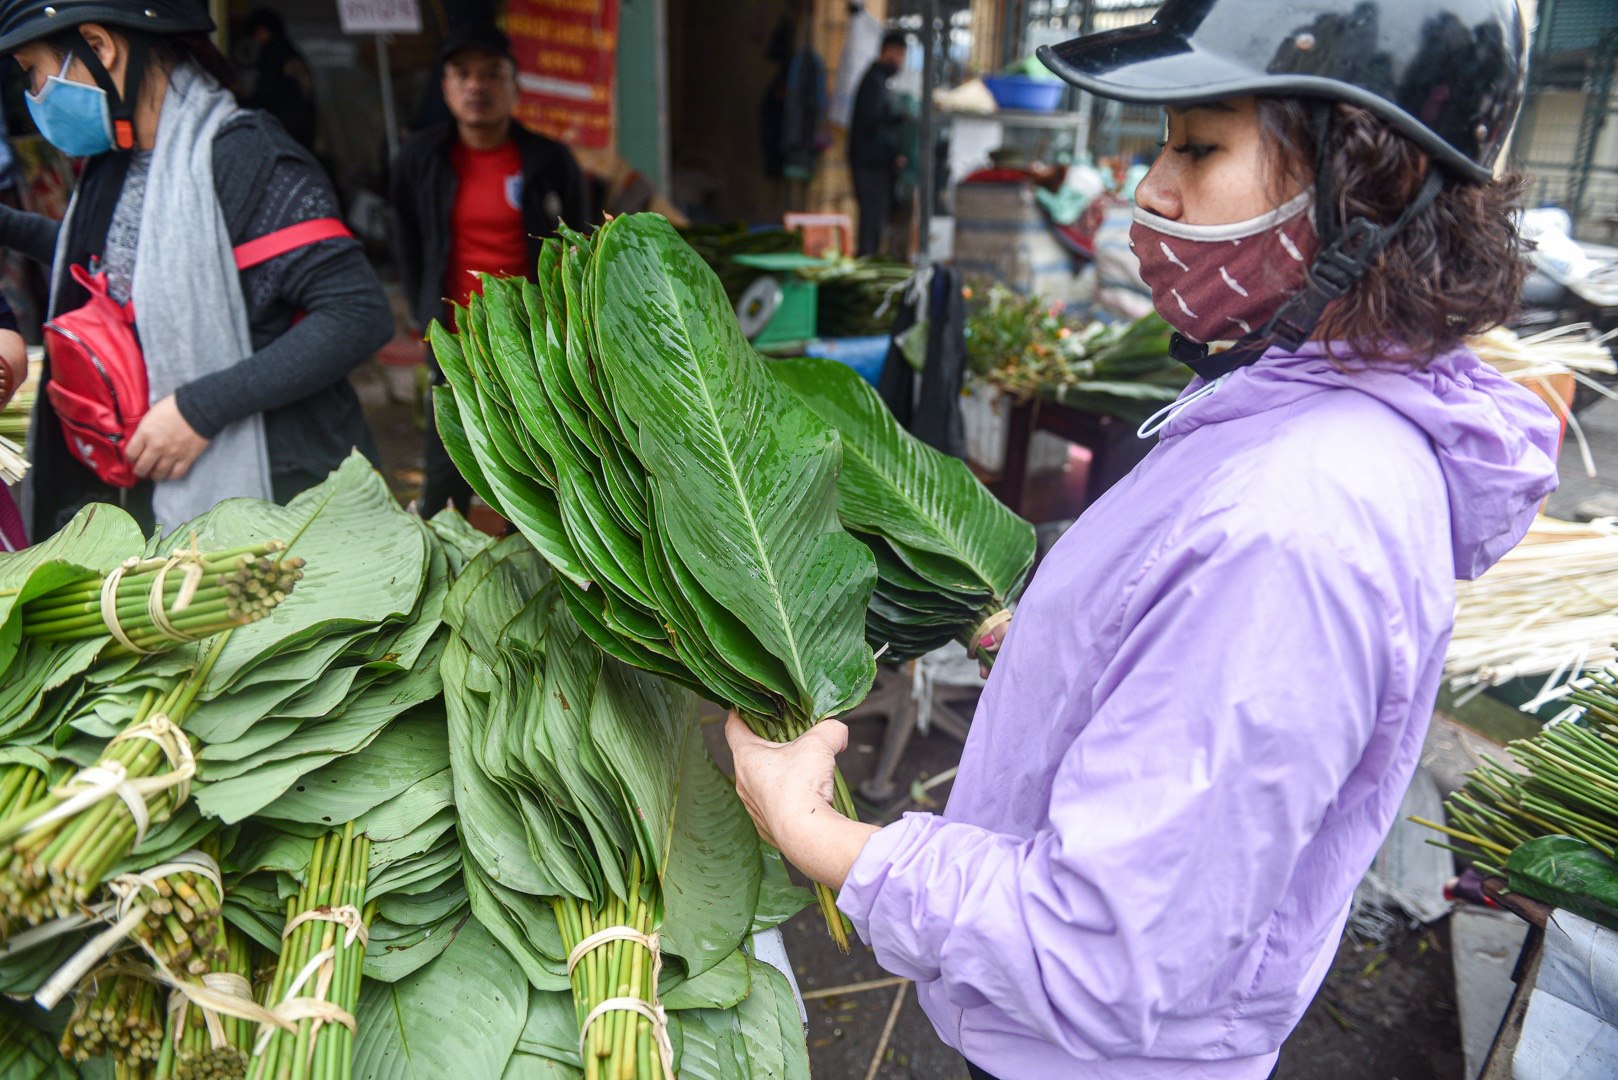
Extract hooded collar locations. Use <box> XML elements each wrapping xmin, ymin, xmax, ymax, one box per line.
<box><xmin>1157</xmin><ymin>342</ymin><xmax>1561</xmax><ymax>579</ymax></box>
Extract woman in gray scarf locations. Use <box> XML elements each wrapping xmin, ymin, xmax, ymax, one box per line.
<box><xmin>0</xmin><ymin>0</ymin><xmax>393</xmax><ymax>539</ymax></box>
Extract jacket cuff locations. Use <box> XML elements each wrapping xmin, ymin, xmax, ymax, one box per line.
<box><xmin>836</xmin><ymin>811</ymin><xmax>953</xmax><ymax>978</ymax></box>
<box><xmin>173</xmin><ymin>383</ymin><xmax>226</xmax><ymax>440</ymax></box>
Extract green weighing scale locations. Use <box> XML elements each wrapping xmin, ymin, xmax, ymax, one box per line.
<box><xmin>732</xmin><ymin>252</ymin><xmax>836</xmax><ymax>348</ymax></box>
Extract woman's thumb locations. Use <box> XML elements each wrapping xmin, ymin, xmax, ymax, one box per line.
<box><xmin>803</xmin><ymin>718</ymin><xmax>849</xmax><ymax>756</ymax></box>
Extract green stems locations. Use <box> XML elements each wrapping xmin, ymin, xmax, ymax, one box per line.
<box><xmin>59</xmin><ymin>964</ymin><xmax>165</xmax><ymax>1067</ymax></box>
<box><xmin>1419</xmin><ymin>669</ymin><xmax>1618</xmax><ymax>871</ymax></box>
<box><xmin>248</xmin><ymin>824</ymin><xmax>372</xmax><ymax>1080</ymax></box>
<box><xmin>555</xmin><ymin>853</ymin><xmax>663</xmax><ymax>1080</ymax></box>
<box><xmin>18</xmin><ymin>544</ymin><xmax>303</xmax><ymax>654</ymax></box>
<box><xmin>0</xmin><ymin>634</ymin><xmax>229</xmax><ymax>931</ymax></box>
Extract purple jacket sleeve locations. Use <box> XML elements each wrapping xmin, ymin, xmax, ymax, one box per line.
<box><xmin>837</xmin><ymin>517</ymin><xmax>1402</xmax><ymax>1057</ymax></box>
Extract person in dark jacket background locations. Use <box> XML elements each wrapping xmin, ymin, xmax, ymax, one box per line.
<box><xmin>241</xmin><ymin>8</ymin><xmax>316</xmax><ymax>150</ymax></box>
<box><xmin>848</xmin><ymin>31</ymin><xmax>906</xmax><ymax>257</ymax></box>
<box><xmin>391</xmin><ymin>24</ymin><xmax>589</xmax><ymax>519</ymax></box>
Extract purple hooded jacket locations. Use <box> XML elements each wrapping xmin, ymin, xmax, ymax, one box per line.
<box><xmin>837</xmin><ymin>344</ymin><xmax>1560</xmax><ymax>1078</ymax></box>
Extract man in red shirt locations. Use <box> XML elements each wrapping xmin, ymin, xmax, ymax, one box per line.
<box><xmin>392</xmin><ymin>25</ymin><xmax>589</xmax><ymax>518</ymax></box>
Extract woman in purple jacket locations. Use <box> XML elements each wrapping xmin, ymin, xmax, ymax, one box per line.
<box><xmin>729</xmin><ymin>0</ymin><xmax>1559</xmax><ymax>1076</ymax></box>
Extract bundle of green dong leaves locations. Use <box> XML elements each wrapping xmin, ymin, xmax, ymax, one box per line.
<box><xmin>432</xmin><ymin>213</ymin><xmax>1033</xmax><ymax>938</ymax></box>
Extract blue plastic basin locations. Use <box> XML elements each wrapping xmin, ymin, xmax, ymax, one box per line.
<box><xmin>984</xmin><ymin>75</ymin><xmax>1065</xmax><ymax>112</ymax></box>
<box><xmin>803</xmin><ymin>336</ymin><xmax>890</xmax><ymax>386</ymax></box>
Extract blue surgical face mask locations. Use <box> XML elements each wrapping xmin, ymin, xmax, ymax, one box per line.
<box><xmin>26</xmin><ymin>54</ymin><xmax>115</xmax><ymax>157</ymax></box>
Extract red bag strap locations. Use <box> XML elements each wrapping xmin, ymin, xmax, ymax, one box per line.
<box><xmin>232</xmin><ymin>217</ymin><xmax>353</xmax><ymax>271</ymax></box>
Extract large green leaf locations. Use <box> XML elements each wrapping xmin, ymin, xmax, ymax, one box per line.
<box><xmin>585</xmin><ymin>662</ymin><xmax>760</xmax><ymax>974</ymax></box>
<box><xmin>589</xmin><ymin>214</ymin><xmax>875</xmax><ymax>724</ymax></box>
<box><xmin>1506</xmin><ymin>835</ymin><xmax>1618</xmax><ymax>932</ymax></box>
<box><xmin>672</xmin><ymin>957</ymin><xmax>810</xmax><ymax>1080</ymax></box>
<box><xmin>145</xmin><ymin>454</ymin><xmax>431</xmax><ymax>692</ymax></box>
<box><xmin>772</xmin><ymin>355</ymin><xmax>1035</xmax><ymax>613</ymax></box>
<box><xmin>352</xmin><ymin>918</ymin><xmax>529</xmax><ymax>1080</ymax></box>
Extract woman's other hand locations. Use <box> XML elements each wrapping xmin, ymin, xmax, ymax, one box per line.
<box><xmin>726</xmin><ymin>712</ymin><xmax>879</xmax><ymax>890</ymax></box>
<box><xmin>979</xmin><ymin>614</ymin><xmax>1011</xmax><ymax>679</ymax></box>
<box><xmin>127</xmin><ymin>395</ymin><xmax>210</xmax><ymax>481</ymax></box>
<box><xmin>0</xmin><ymin>329</ymin><xmax>25</xmax><ymax>408</ymax></box>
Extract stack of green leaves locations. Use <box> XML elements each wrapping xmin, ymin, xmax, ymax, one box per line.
<box><xmin>440</xmin><ymin>534</ymin><xmax>810</xmax><ymax>1079</ymax></box>
<box><xmin>350</xmin><ymin>918</ymin><xmax>812</xmax><ymax>1080</ymax></box>
<box><xmin>773</xmin><ymin>356</ymin><xmax>1036</xmax><ymax>661</ymax></box>
<box><xmin>431</xmin><ymin>214</ymin><xmax>878</xmax><ymax>941</ymax></box>
<box><xmin>1416</xmin><ymin>663</ymin><xmax>1618</xmax><ymax>876</ymax></box>
<box><xmin>219</xmin><ymin>702</ymin><xmax>467</xmax><ymax>986</ymax></box>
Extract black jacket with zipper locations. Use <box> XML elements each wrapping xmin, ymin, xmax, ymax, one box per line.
<box><xmin>390</xmin><ymin>120</ymin><xmax>590</xmax><ymax>337</ymax></box>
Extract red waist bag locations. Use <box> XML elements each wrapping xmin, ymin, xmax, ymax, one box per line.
<box><xmin>44</xmin><ymin>217</ymin><xmax>353</xmax><ymax>487</ymax></box>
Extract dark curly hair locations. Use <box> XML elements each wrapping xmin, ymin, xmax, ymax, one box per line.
<box><xmin>1257</xmin><ymin>97</ymin><xmax>1526</xmax><ymax>364</ymax></box>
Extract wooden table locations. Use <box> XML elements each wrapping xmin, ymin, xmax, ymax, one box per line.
<box><xmin>993</xmin><ymin>396</ymin><xmax>1153</xmax><ymax>519</ymax></box>
<box><xmin>1479</xmin><ymin>878</ymin><xmax>1553</xmax><ymax>1078</ymax></box>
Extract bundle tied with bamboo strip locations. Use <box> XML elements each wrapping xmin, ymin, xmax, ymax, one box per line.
<box><xmin>0</xmin><ymin>635</ymin><xmax>228</xmax><ymax>933</ymax></box>
<box><xmin>248</xmin><ymin>824</ymin><xmax>373</xmax><ymax>1080</ymax></box>
<box><xmin>161</xmin><ymin>921</ymin><xmax>261</xmax><ymax>1080</ymax></box>
<box><xmin>59</xmin><ymin>960</ymin><xmax>167</xmax><ymax>1066</ymax></box>
<box><xmin>555</xmin><ymin>853</ymin><xmax>673</xmax><ymax>1080</ymax></box>
<box><xmin>18</xmin><ymin>540</ymin><xmax>303</xmax><ymax>656</ymax></box>
<box><xmin>109</xmin><ymin>847</ymin><xmax>229</xmax><ymax>981</ymax></box>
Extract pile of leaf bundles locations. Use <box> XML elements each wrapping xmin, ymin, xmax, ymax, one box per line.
<box><xmin>772</xmin><ymin>356</ymin><xmax>1035</xmax><ymax>661</ymax></box>
<box><xmin>0</xmin><ymin>638</ymin><xmax>226</xmax><ymax>933</ymax></box>
<box><xmin>442</xmin><ymin>534</ymin><xmax>812</xmax><ymax>1080</ymax></box>
<box><xmin>1416</xmin><ymin>661</ymin><xmax>1618</xmax><ymax>877</ymax></box>
<box><xmin>431</xmin><ymin>214</ymin><xmax>879</xmax><ymax>943</ymax></box>
<box><xmin>0</xmin><ymin>505</ymin><xmax>302</xmax><ymax>779</ymax></box>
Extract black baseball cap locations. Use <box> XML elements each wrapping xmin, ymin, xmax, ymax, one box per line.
<box><xmin>436</xmin><ymin>24</ymin><xmax>514</xmax><ymax>67</ymax></box>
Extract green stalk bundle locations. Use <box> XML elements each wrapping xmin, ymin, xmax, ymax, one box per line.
<box><xmin>125</xmin><ymin>841</ymin><xmax>229</xmax><ymax>982</ymax></box>
<box><xmin>248</xmin><ymin>824</ymin><xmax>373</xmax><ymax>1080</ymax></box>
<box><xmin>59</xmin><ymin>963</ymin><xmax>165</xmax><ymax>1067</ymax></box>
<box><xmin>1416</xmin><ymin>666</ymin><xmax>1618</xmax><ymax>875</ymax></box>
<box><xmin>554</xmin><ymin>855</ymin><xmax>665</xmax><ymax>1080</ymax></box>
<box><xmin>0</xmin><ymin>635</ymin><xmax>228</xmax><ymax>932</ymax></box>
<box><xmin>160</xmin><ymin>922</ymin><xmax>255</xmax><ymax>1080</ymax></box>
<box><xmin>17</xmin><ymin>542</ymin><xmax>301</xmax><ymax>655</ymax></box>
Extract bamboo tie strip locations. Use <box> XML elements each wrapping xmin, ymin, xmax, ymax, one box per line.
<box><xmin>252</xmin><ymin>904</ymin><xmax>369</xmax><ymax>1056</ymax></box>
<box><xmin>13</xmin><ymin>714</ymin><xmax>194</xmax><ymax>848</ymax></box>
<box><xmin>566</xmin><ymin>926</ymin><xmax>674</xmax><ymax>1080</ymax></box>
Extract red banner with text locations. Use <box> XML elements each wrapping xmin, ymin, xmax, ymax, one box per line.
<box><xmin>507</xmin><ymin>0</ymin><xmax>619</xmax><ymax>150</ymax></box>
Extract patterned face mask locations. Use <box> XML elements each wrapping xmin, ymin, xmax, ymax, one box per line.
<box><xmin>1129</xmin><ymin>191</ymin><xmax>1318</xmax><ymax>344</ymax></box>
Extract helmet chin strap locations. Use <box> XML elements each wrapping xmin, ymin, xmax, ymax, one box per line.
<box><xmin>1169</xmin><ymin>102</ymin><xmax>1446</xmax><ymax>382</ymax></box>
<box><xmin>70</xmin><ymin>32</ymin><xmax>147</xmax><ymax>152</ymax></box>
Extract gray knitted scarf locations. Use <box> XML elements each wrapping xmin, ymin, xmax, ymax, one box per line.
<box><xmin>49</xmin><ymin>62</ymin><xmax>271</xmax><ymax>528</ymax></box>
